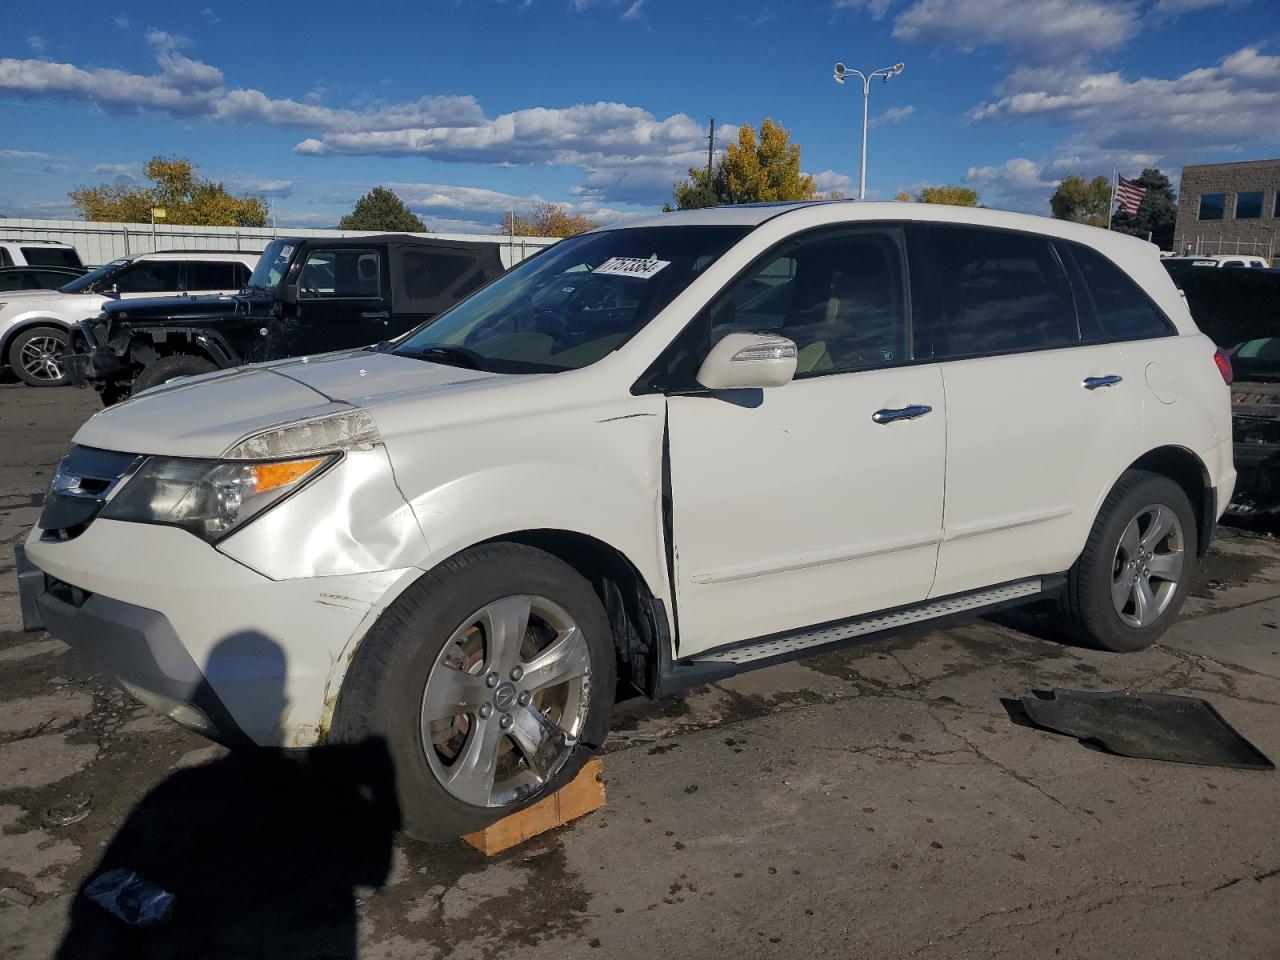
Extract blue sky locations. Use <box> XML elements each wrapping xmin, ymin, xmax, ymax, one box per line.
<box><xmin>1</xmin><ymin>0</ymin><xmax>1277</xmax><ymax>232</ymax></box>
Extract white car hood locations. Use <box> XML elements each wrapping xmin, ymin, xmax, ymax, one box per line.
<box><xmin>72</xmin><ymin>350</ymin><xmax>500</xmax><ymax>458</ymax></box>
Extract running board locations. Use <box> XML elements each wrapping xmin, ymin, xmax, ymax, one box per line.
<box><xmin>692</xmin><ymin>578</ymin><xmax>1045</xmax><ymax>667</ymax></box>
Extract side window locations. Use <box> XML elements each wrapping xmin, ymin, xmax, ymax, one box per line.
<box><xmin>403</xmin><ymin>251</ymin><xmax>475</xmax><ymax>300</ymax></box>
<box><xmin>0</xmin><ymin>272</ymin><xmax>22</xmax><ymax>291</ymax></box>
<box><xmin>709</xmin><ymin>228</ymin><xmax>911</xmax><ymax>375</ymax></box>
<box><xmin>185</xmin><ymin>261</ymin><xmax>238</xmax><ymax>292</ymax></box>
<box><xmin>1061</xmin><ymin>243</ymin><xmax>1173</xmax><ymax>342</ymax></box>
<box><xmin>923</xmin><ymin>226</ymin><xmax>1078</xmax><ymax>359</ymax></box>
<box><xmin>0</xmin><ymin>248</ymin><xmax>12</xmax><ymax>267</ymax></box>
<box><xmin>113</xmin><ymin>260</ymin><xmax>182</xmax><ymax>293</ymax></box>
<box><xmin>298</xmin><ymin>249</ymin><xmax>382</xmax><ymax>299</ymax></box>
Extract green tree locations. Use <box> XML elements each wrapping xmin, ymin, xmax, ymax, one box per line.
<box><xmin>668</xmin><ymin>118</ymin><xmax>817</xmax><ymax>210</ymax></box>
<box><xmin>914</xmin><ymin>186</ymin><xmax>980</xmax><ymax>206</ymax></box>
<box><xmin>69</xmin><ymin>156</ymin><xmax>267</xmax><ymax>226</ymax></box>
<box><xmin>339</xmin><ymin>186</ymin><xmax>427</xmax><ymax>232</ymax></box>
<box><xmin>498</xmin><ymin>201</ymin><xmax>600</xmax><ymax>238</ymax></box>
<box><xmin>1111</xmin><ymin>168</ymin><xmax>1178</xmax><ymax>249</ymax></box>
<box><xmin>1050</xmin><ymin>175</ymin><xmax>1113</xmax><ymax>227</ymax></box>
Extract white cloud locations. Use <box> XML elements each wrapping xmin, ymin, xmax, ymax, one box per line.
<box><xmin>893</xmin><ymin>0</ymin><xmax>1141</xmax><ymax>61</ymax></box>
<box><xmin>973</xmin><ymin>46</ymin><xmax>1280</xmax><ymax>154</ymax></box>
<box><xmin>811</xmin><ymin>169</ymin><xmax>854</xmax><ymax>193</ymax></box>
<box><xmin>623</xmin><ymin>0</ymin><xmax>644</xmax><ymax>19</ymax></box>
<box><xmin>0</xmin><ymin>148</ymin><xmax>51</xmax><ymax>160</ymax></box>
<box><xmin>1153</xmin><ymin>0</ymin><xmax>1242</xmax><ymax>10</ymax></box>
<box><xmin>964</xmin><ymin>157</ymin><xmax>1058</xmax><ymax>213</ymax></box>
<box><xmin>26</xmin><ymin>36</ymin><xmax>46</xmax><ymax>55</ymax></box>
<box><xmin>831</xmin><ymin>0</ymin><xmax>898</xmax><ymax>18</ymax></box>
<box><xmin>225</xmin><ymin>176</ymin><xmax>294</xmax><ymax>197</ymax></box>
<box><xmin>92</xmin><ymin>161</ymin><xmax>142</xmax><ymax>179</ymax></box>
<box><xmin>868</xmin><ymin>104</ymin><xmax>915</xmax><ymax>128</ymax></box>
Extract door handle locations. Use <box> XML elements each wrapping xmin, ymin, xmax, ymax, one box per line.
<box><xmin>1082</xmin><ymin>375</ymin><xmax>1123</xmax><ymax>390</ymax></box>
<box><xmin>361</xmin><ymin>311</ymin><xmax>390</xmax><ymax>320</ymax></box>
<box><xmin>872</xmin><ymin>404</ymin><xmax>933</xmax><ymax>425</ymax></box>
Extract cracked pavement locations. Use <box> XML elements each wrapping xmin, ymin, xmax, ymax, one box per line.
<box><xmin>1</xmin><ymin>384</ymin><xmax>1278</xmax><ymax>958</ymax></box>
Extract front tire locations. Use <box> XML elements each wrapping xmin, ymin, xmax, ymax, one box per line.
<box><xmin>9</xmin><ymin>326</ymin><xmax>70</xmax><ymax>387</ymax></box>
<box><xmin>332</xmin><ymin>543</ymin><xmax>616</xmax><ymax>842</ymax></box>
<box><xmin>130</xmin><ymin>354</ymin><xmax>218</xmax><ymax>395</ymax></box>
<box><xmin>1061</xmin><ymin>469</ymin><xmax>1197</xmax><ymax>651</ymax></box>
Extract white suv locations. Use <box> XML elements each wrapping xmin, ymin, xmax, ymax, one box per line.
<box><xmin>0</xmin><ymin>251</ymin><xmax>257</xmax><ymax>386</ymax></box>
<box><xmin>18</xmin><ymin>202</ymin><xmax>1234</xmax><ymax>839</ymax></box>
<box><xmin>0</xmin><ymin>240</ymin><xmax>84</xmax><ymax>270</ymax></box>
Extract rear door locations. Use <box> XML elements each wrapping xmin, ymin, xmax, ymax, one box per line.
<box><xmin>915</xmin><ymin>224</ymin><xmax>1140</xmax><ymax>599</ymax></box>
<box><xmin>281</xmin><ymin>246</ymin><xmax>391</xmax><ymax>356</ymax></box>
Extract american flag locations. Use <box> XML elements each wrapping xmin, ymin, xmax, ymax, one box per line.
<box><xmin>1115</xmin><ymin>176</ymin><xmax>1147</xmax><ymax>216</ymax></box>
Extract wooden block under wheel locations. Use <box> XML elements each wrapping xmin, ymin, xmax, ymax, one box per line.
<box><xmin>462</xmin><ymin>756</ymin><xmax>605</xmax><ymax>856</ymax></box>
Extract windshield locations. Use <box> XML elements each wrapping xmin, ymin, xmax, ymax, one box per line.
<box><xmin>58</xmin><ymin>259</ymin><xmax>129</xmax><ymax>294</ymax></box>
<box><xmin>394</xmin><ymin>225</ymin><xmax>749</xmax><ymax>373</ymax></box>
<box><xmin>247</xmin><ymin>239</ymin><xmax>297</xmax><ymax>290</ymax></box>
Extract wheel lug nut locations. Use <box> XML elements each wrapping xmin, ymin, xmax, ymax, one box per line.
<box><xmin>499</xmin><ymin>714</ymin><xmax>513</xmax><ymax>730</ymax></box>
<box><xmin>517</xmin><ymin>691</ymin><xmax>532</xmax><ymax>707</ymax></box>
<box><xmin>479</xmin><ymin>704</ymin><xmax>492</xmax><ymax>719</ymax></box>
<box><xmin>510</xmin><ymin>666</ymin><xmax>524</xmax><ymax>682</ymax></box>
<box><xmin>486</xmin><ymin>672</ymin><xmax>499</xmax><ymax>688</ymax></box>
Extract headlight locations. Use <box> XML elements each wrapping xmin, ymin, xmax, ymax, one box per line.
<box><xmin>101</xmin><ymin>455</ymin><xmax>335</xmax><ymax>542</ymax></box>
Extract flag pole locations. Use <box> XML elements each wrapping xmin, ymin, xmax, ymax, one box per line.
<box><xmin>1107</xmin><ymin>165</ymin><xmax>1117</xmax><ymax>230</ymax></box>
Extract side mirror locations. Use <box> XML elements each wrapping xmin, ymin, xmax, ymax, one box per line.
<box><xmin>696</xmin><ymin>332</ymin><xmax>797</xmax><ymax>390</ymax></box>
<box><xmin>105</xmin><ymin>283</ymin><xmax>120</xmax><ymax>298</ymax></box>
<box><xmin>281</xmin><ymin>283</ymin><xmax>298</xmax><ymax>305</ymax></box>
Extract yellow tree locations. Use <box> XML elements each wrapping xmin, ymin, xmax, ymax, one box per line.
<box><xmin>914</xmin><ymin>186</ymin><xmax>980</xmax><ymax>207</ymax></box>
<box><xmin>69</xmin><ymin>156</ymin><xmax>268</xmax><ymax>226</ymax></box>
<box><xmin>669</xmin><ymin>118</ymin><xmax>817</xmax><ymax>210</ymax></box>
<box><xmin>498</xmin><ymin>201</ymin><xmax>601</xmax><ymax>238</ymax></box>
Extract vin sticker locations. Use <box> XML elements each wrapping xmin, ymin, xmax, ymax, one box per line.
<box><xmin>592</xmin><ymin>257</ymin><xmax>671</xmax><ymax>279</ymax></box>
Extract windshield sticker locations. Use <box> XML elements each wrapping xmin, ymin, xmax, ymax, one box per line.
<box><xmin>592</xmin><ymin>257</ymin><xmax>671</xmax><ymax>280</ymax></box>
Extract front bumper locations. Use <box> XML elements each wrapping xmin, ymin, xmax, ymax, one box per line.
<box><xmin>20</xmin><ymin>520</ymin><xmax>412</xmax><ymax>747</ymax></box>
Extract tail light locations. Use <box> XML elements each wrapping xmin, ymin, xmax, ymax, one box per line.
<box><xmin>1214</xmin><ymin>348</ymin><xmax>1233</xmax><ymax>386</ymax></box>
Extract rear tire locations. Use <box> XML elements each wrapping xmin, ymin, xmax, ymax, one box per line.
<box><xmin>130</xmin><ymin>354</ymin><xmax>217</xmax><ymax>395</ymax></box>
<box><xmin>332</xmin><ymin>543</ymin><xmax>616</xmax><ymax>842</ymax></box>
<box><xmin>9</xmin><ymin>326</ymin><xmax>70</xmax><ymax>387</ymax></box>
<box><xmin>1061</xmin><ymin>469</ymin><xmax>1197</xmax><ymax>652</ymax></box>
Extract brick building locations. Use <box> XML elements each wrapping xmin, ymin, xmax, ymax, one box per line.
<box><xmin>1172</xmin><ymin>158</ymin><xmax>1280</xmax><ymax>261</ymax></box>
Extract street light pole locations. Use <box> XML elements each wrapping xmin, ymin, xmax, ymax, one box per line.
<box><xmin>833</xmin><ymin>61</ymin><xmax>905</xmax><ymax>200</ymax></box>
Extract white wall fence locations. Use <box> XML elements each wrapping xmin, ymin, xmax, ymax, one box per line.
<box><xmin>0</xmin><ymin>218</ymin><xmax>558</xmax><ymax>269</ymax></box>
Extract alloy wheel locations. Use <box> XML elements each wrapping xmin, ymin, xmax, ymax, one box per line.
<box><xmin>420</xmin><ymin>595</ymin><xmax>591</xmax><ymax>808</ymax></box>
<box><xmin>1111</xmin><ymin>503</ymin><xmax>1185</xmax><ymax>629</ymax></box>
<box><xmin>19</xmin><ymin>335</ymin><xmax>66</xmax><ymax>383</ymax></box>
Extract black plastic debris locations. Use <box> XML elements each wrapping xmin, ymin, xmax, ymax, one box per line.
<box><xmin>84</xmin><ymin>869</ymin><xmax>174</xmax><ymax>927</ymax></box>
<box><xmin>1017</xmin><ymin>688</ymin><xmax>1275</xmax><ymax>770</ymax></box>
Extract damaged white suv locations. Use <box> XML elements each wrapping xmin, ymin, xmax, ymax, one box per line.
<box><xmin>18</xmin><ymin>202</ymin><xmax>1234</xmax><ymax>839</ymax></box>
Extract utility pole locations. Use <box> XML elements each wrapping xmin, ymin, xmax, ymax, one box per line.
<box><xmin>707</xmin><ymin>118</ymin><xmax>715</xmax><ymax>179</ymax></box>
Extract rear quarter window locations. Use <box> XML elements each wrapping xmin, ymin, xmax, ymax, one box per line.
<box><xmin>21</xmin><ymin>246</ymin><xmax>82</xmax><ymax>268</ymax></box>
<box><xmin>1060</xmin><ymin>242</ymin><xmax>1174</xmax><ymax>342</ymax></box>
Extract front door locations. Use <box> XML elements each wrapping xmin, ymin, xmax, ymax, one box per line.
<box><xmin>279</xmin><ymin>247</ymin><xmax>391</xmax><ymax>357</ymax></box>
<box><xmin>665</xmin><ymin>226</ymin><xmax>946</xmax><ymax>657</ymax></box>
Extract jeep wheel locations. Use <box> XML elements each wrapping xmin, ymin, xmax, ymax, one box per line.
<box><xmin>10</xmin><ymin>326</ymin><xmax>70</xmax><ymax>387</ymax></box>
<box><xmin>1061</xmin><ymin>469</ymin><xmax>1197</xmax><ymax>652</ymax></box>
<box><xmin>332</xmin><ymin>543</ymin><xmax>616</xmax><ymax>841</ymax></box>
<box><xmin>131</xmin><ymin>354</ymin><xmax>217</xmax><ymax>395</ymax></box>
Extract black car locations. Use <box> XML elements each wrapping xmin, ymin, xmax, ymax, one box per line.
<box><xmin>72</xmin><ymin>234</ymin><xmax>507</xmax><ymax>403</ymax></box>
<box><xmin>0</xmin><ymin>265</ymin><xmax>88</xmax><ymax>292</ymax></box>
<box><xmin>1180</xmin><ymin>267</ymin><xmax>1280</xmax><ymax>515</ymax></box>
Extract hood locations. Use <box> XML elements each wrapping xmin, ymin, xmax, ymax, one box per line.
<box><xmin>102</xmin><ymin>291</ymin><xmax>265</xmax><ymax>323</ymax></box>
<box><xmin>0</xmin><ymin>291</ymin><xmax>97</xmax><ymax>313</ymax></box>
<box><xmin>72</xmin><ymin>350</ymin><xmax>501</xmax><ymax>458</ymax></box>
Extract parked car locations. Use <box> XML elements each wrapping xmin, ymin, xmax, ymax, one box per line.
<box><xmin>71</xmin><ymin>234</ymin><xmax>506</xmax><ymax>403</ymax></box>
<box><xmin>0</xmin><ymin>265</ymin><xmax>87</xmax><ymax>292</ymax></box>
<box><xmin>18</xmin><ymin>202</ymin><xmax>1233</xmax><ymax>840</ymax></box>
<box><xmin>1163</xmin><ymin>254</ymin><xmax>1271</xmax><ymax>288</ymax></box>
<box><xmin>0</xmin><ymin>240</ymin><xmax>84</xmax><ymax>270</ymax></box>
<box><xmin>0</xmin><ymin>251</ymin><xmax>258</xmax><ymax>387</ymax></box>
<box><xmin>1178</xmin><ymin>267</ymin><xmax>1280</xmax><ymax>514</ymax></box>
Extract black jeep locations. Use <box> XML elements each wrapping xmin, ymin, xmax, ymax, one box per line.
<box><xmin>71</xmin><ymin>234</ymin><xmax>506</xmax><ymax>404</ymax></box>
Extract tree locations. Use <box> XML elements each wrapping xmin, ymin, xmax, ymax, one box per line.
<box><xmin>339</xmin><ymin>186</ymin><xmax>427</xmax><ymax>232</ymax></box>
<box><xmin>498</xmin><ymin>201</ymin><xmax>600</xmax><ymax>238</ymax></box>
<box><xmin>668</xmin><ymin>118</ymin><xmax>817</xmax><ymax>210</ymax></box>
<box><xmin>914</xmin><ymin>186</ymin><xmax>980</xmax><ymax>206</ymax></box>
<box><xmin>69</xmin><ymin>156</ymin><xmax>267</xmax><ymax>226</ymax></box>
<box><xmin>893</xmin><ymin>191</ymin><xmax>912</xmax><ymax>202</ymax></box>
<box><xmin>1111</xmin><ymin>168</ymin><xmax>1178</xmax><ymax>249</ymax></box>
<box><xmin>1049</xmin><ymin>175</ymin><xmax>1113</xmax><ymax>227</ymax></box>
